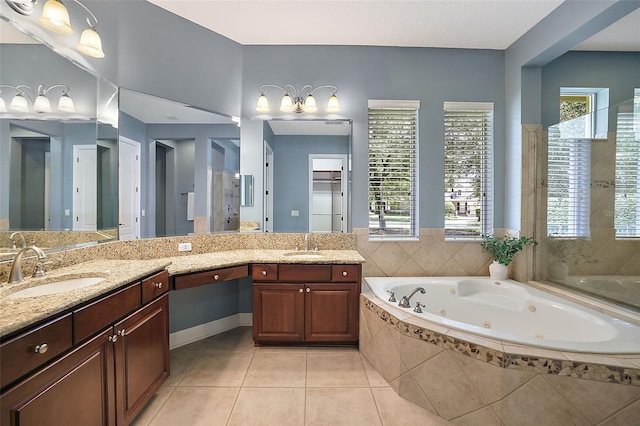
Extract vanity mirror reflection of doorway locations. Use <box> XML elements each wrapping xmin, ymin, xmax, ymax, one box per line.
<box><xmin>309</xmin><ymin>154</ymin><xmax>347</xmax><ymax>233</ymax></box>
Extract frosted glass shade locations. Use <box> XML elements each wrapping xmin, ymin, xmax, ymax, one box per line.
<box><xmin>256</xmin><ymin>93</ymin><xmax>269</xmax><ymax>113</ymax></box>
<box><xmin>39</xmin><ymin>0</ymin><xmax>73</xmax><ymax>35</ymax></box>
<box><xmin>10</xmin><ymin>94</ymin><xmax>29</xmax><ymax>112</ymax></box>
<box><xmin>34</xmin><ymin>95</ymin><xmax>52</xmax><ymax>113</ymax></box>
<box><xmin>303</xmin><ymin>94</ymin><xmax>317</xmax><ymax>113</ymax></box>
<box><xmin>57</xmin><ymin>93</ymin><xmax>75</xmax><ymax>112</ymax></box>
<box><xmin>77</xmin><ymin>27</ymin><xmax>105</xmax><ymax>58</ymax></box>
<box><xmin>327</xmin><ymin>94</ymin><xmax>340</xmax><ymax>113</ymax></box>
<box><xmin>280</xmin><ymin>94</ymin><xmax>294</xmax><ymax>113</ymax></box>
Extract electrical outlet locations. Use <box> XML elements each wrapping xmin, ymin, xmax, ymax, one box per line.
<box><xmin>178</xmin><ymin>242</ymin><xmax>192</xmax><ymax>252</ymax></box>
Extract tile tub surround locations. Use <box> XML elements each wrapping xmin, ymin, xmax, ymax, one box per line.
<box><xmin>0</xmin><ymin>232</ymin><xmax>358</xmax><ymax>283</ymax></box>
<box><xmin>359</xmin><ymin>293</ymin><xmax>640</xmax><ymax>425</ymax></box>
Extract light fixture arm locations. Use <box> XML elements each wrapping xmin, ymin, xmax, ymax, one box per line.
<box><xmin>71</xmin><ymin>0</ymin><xmax>99</xmax><ymax>28</ymax></box>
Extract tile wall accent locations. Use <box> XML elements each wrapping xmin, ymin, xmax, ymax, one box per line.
<box><xmin>354</xmin><ymin>228</ymin><xmax>524</xmax><ymax>280</ymax></box>
<box><xmin>359</xmin><ymin>294</ymin><xmax>640</xmax><ymax>424</ymax></box>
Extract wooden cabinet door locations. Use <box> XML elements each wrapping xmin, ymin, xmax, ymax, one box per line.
<box><xmin>0</xmin><ymin>328</ymin><xmax>116</xmax><ymax>426</ymax></box>
<box><xmin>113</xmin><ymin>294</ymin><xmax>169</xmax><ymax>425</ymax></box>
<box><xmin>253</xmin><ymin>284</ymin><xmax>304</xmax><ymax>343</ymax></box>
<box><xmin>304</xmin><ymin>283</ymin><xmax>359</xmax><ymax>343</ymax></box>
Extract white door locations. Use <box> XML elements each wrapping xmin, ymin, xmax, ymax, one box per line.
<box><xmin>72</xmin><ymin>145</ymin><xmax>97</xmax><ymax>230</ymax></box>
<box><xmin>309</xmin><ymin>155</ymin><xmax>347</xmax><ymax>233</ymax></box>
<box><xmin>119</xmin><ymin>136</ymin><xmax>141</xmax><ymax>240</ymax></box>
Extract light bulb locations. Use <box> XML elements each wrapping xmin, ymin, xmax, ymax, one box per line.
<box><xmin>77</xmin><ymin>27</ymin><xmax>105</xmax><ymax>58</ymax></box>
<box><xmin>327</xmin><ymin>94</ymin><xmax>340</xmax><ymax>113</ymax></box>
<box><xmin>256</xmin><ymin>93</ymin><xmax>269</xmax><ymax>113</ymax></box>
<box><xmin>303</xmin><ymin>94</ymin><xmax>317</xmax><ymax>113</ymax></box>
<box><xmin>39</xmin><ymin>0</ymin><xmax>73</xmax><ymax>35</ymax></box>
<box><xmin>34</xmin><ymin>95</ymin><xmax>52</xmax><ymax>113</ymax></box>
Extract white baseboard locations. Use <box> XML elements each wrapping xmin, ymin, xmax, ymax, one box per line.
<box><xmin>169</xmin><ymin>313</ymin><xmax>253</xmax><ymax>350</ymax></box>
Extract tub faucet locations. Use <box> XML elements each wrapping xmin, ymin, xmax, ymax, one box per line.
<box><xmin>8</xmin><ymin>245</ymin><xmax>47</xmax><ymax>284</ymax></box>
<box><xmin>414</xmin><ymin>301</ymin><xmax>425</xmax><ymax>313</ymax></box>
<box><xmin>398</xmin><ymin>287</ymin><xmax>426</xmax><ymax>308</ymax></box>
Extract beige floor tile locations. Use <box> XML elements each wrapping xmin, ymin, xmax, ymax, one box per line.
<box><xmin>130</xmin><ymin>387</ymin><xmax>175</xmax><ymax>426</ymax></box>
<box><xmin>162</xmin><ymin>350</ymin><xmax>199</xmax><ymax>387</ymax></box>
<box><xmin>171</xmin><ymin>337</ymin><xmax>211</xmax><ymax>354</ymax></box>
<box><xmin>180</xmin><ymin>352</ymin><xmax>253</xmax><ymax>387</ymax></box>
<box><xmin>204</xmin><ymin>326</ymin><xmax>256</xmax><ymax>353</ymax></box>
<box><xmin>147</xmin><ymin>387</ymin><xmax>239</xmax><ymax>426</ymax></box>
<box><xmin>307</xmin><ymin>351</ymin><xmax>369</xmax><ymax>387</ymax></box>
<box><xmin>227</xmin><ymin>387</ymin><xmax>305</xmax><ymax>426</ymax></box>
<box><xmin>361</xmin><ymin>356</ymin><xmax>391</xmax><ymax>388</ymax></box>
<box><xmin>243</xmin><ymin>351</ymin><xmax>307</xmax><ymax>387</ymax></box>
<box><xmin>372</xmin><ymin>387</ymin><xmax>453</xmax><ymax>426</ymax></box>
<box><xmin>306</xmin><ymin>387</ymin><xmax>382</xmax><ymax>426</ymax></box>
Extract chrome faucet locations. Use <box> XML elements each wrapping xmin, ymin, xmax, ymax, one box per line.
<box><xmin>304</xmin><ymin>234</ymin><xmax>310</xmax><ymax>252</ymax></box>
<box><xmin>398</xmin><ymin>287</ymin><xmax>426</xmax><ymax>308</ymax></box>
<box><xmin>8</xmin><ymin>245</ymin><xmax>47</xmax><ymax>284</ymax></box>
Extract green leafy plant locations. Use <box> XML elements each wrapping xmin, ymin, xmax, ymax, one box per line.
<box><xmin>480</xmin><ymin>235</ymin><xmax>538</xmax><ymax>266</ymax></box>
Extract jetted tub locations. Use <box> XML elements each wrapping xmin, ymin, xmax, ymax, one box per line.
<box><xmin>364</xmin><ymin>276</ymin><xmax>640</xmax><ymax>354</ymax></box>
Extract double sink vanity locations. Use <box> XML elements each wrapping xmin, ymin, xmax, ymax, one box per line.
<box><xmin>0</xmin><ymin>242</ymin><xmax>364</xmax><ymax>425</ymax></box>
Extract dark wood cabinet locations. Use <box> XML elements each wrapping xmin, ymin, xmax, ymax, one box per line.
<box><xmin>114</xmin><ymin>294</ymin><xmax>170</xmax><ymax>425</ymax></box>
<box><xmin>1</xmin><ymin>328</ymin><xmax>116</xmax><ymax>426</ymax></box>
<box><xmin>252</xmin><ymin>263</ymin><xmax>361</xmax><ymax>345</ymax></box>
<box><xmin>1</xmin><ymin>270</ymin><xmax>170</xmax><ymax>426</ymax></box>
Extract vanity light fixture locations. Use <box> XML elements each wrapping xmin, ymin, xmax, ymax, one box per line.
<box><xmin>256</xmin><ymin>84</ymin><xmax>340</xmax><ymax>114</ymax></box>
<box><xmin>0</xmin><ymin>84</ymin><xmax>75</xmax><ymax>113</ymax></box>
<box><xmin>4</xmin><ymin>0</ymin><xmax>105</xmax><ymax>58</ymax></box>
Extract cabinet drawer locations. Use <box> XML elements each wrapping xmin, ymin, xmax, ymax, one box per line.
<box><xmin>252</xmin><ymin>264</ymin><xmax>278</xmax><ymax>281</ymax></box>
<box><xmin>174</xmin><ymin>265</ymin><xmax>249</xmax><ymax>291</ymax></box>
<box><xmin>331</xmin><ymin>265</ymin><xmax>360</xmax><ymax>282</ymax></box>
<box><xmin>279</xmin><ymin>264</ymin><xmax>331</xmax><ymax>282</ymax></box>
<box><xmin>73</xmin><ymin>284</ymin><xmax>141</xmax><ymax>343</ymax></box>
<box><xmin>142</xmin><ymin>270</ymin><xmax>169</xmax><ymax>303</ymax></box>
<box><xmin>1</xmin><ymin>314</ymin><xmax>73</xmax><ymax>389</ymax></box>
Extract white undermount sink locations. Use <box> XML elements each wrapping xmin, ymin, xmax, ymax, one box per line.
<box><xmin>283</xmin><ymin>252</ymin><xmax>325</xmax><ymax>259</ymax></box>
<box><xmin>7</xmin><ymin>277</ymin><xmax>106</xmax><ymax>299</ymax></box>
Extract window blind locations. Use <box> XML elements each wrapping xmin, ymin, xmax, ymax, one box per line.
<box><xmin>546</xmin><ymin>123</ymin><xmax>591</xmax><ymax>238</ymax></box>
<box><xmin>368</xmin><ymin>102</ymin><xmax>419</xmax><ymax>239</ymax></box>
<box><xmin>443</xmin><ymin>103</ymin><xmax>493</xmax><ymax>239</ymax></box>
<box><xmin>615</xmin><ymin>107</ymin><xmax>640</xmax><ymax>238</ymax></box>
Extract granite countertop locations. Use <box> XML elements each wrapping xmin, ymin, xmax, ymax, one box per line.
<box><xmin>0</xmin><ymin>249</ymin><xmax>365</xmax><ymax>338</ymax></box>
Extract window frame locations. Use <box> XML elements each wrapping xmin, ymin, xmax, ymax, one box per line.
<box><xmin>443</xmin><ymin>101</ymin><xmax>494</xmax><ymax>240</ymax></box>
<box><xmin>367</xmin><ymin>100</ymin><xmax>420</xmax><ymax>240</ymax></box>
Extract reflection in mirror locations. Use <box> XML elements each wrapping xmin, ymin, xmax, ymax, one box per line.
<box><xmin>264</xmin><ymin>119</ymin><xmax>351</xmax><ymax>233</ymax></box>
<box><xmin>0</xmin><ymin>31</ymin><xmax>118</xmax><ymax>259</ymax></box>
<box><xmin>118</xmin><ymin>89</ymin><xmax>240</xmax><ymax>238</ymax></box>
<box><xmin>241</xmin><ymin>175</ymin><xmax>254</xmax><ymax>207</ymax></box>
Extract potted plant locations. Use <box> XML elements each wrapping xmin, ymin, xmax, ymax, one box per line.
<box><xmin>480</xmin><ymin>234</ymin><xmax>538</xmax><ymax>280</ymax></box>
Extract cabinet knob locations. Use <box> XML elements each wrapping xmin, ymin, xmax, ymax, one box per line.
<box><xmin>109</xmin><ymin>335</ymin><xmax>118</xmax><ymax>342</ymax></box>
<box><xmin>154</xmin><ymin>282</ymin><xmax>163</xmax><ymax>289</ymax></box>
<box><xmin>306</xmin><ymin>288</ymin><xmax>310</xmax><ymax>293</ymax></box>
<box><xmin>117</xmin><ymin>329</ymin><xmax>126</xmax><ymax>336</ymax></box>
<box><xmin>299</xmin><ymin>288</ymin><xmax>303</xmax><ymax>293</ymax></box>
<box><xmin>34</xmin><ymin>343</ymin><xmax>48</xmax><ymax>354</ymax></box>
<box><xmin>213</xmin><ymin>274</ymin><xmax>219</xmax><ymax>280</ymax></box>
<box><xmin>342</xmin><ymin>271</ymin><xmax>348</xmax><ymax>277</ymax></box>
<box><xmin>262</xmin><ymin>270</ymin><xmax>267</xmax><ymax>276</ymax></box>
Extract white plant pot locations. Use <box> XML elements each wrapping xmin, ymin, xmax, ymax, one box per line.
<box><xmin>489</xmin><ymin>261</ymin><xmax>508</xmax><ymax>280</ymax></box>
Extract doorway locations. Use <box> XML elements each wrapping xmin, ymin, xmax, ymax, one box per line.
<box><xmin>309</xmin><ymin>155</ymin><xmax>347</xmax><ymax>233</ymax></box>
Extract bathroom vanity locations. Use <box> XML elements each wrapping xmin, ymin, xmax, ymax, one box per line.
<box><xmin>0</xmin><ymin>269</ymin><xmax>170</xmax><ymax>426</ymax></box>
<box><xmin>251</xmin><ymin>263</ymin><xmax>361</xmax><ymax>344</ymax></box>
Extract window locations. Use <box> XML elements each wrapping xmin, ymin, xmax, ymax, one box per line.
<box><xmin>614</xmin><ymin>90</ymin><xmax>640</xmax><ymax>238</ymax></box>
<box><xmin>560</xmin><ymin>87</ymin><xmax>609</xmax><ymax>139</ymax></box>
<box><xmin>546</xmin><ymin>126</ymin><xmax>591</xmax><ymax>238</ymax></box>
<box><xmin>368</xmin><ymin>100</ymin><xmax>419</xmax><ymax>239</ymax></box>
<box><xmin>443</xmin><ymin>102</ymin><xmax>493</xmax><ymax>239</ymax></box>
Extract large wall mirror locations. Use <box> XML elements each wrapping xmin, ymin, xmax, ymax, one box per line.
<box><xmin>118</xmin><ymin>89</ymin><xmax>241</xmax><ymax>239</ymax></box>
<box><xmin>0</xmin><ymin>24</ymin><xmax>118</xmax><ymax>259</ymax></box>
<box><xmin>263</xmin><ymin>119</ymin><xmax>352</xmax><ymax>233</ymax></box>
